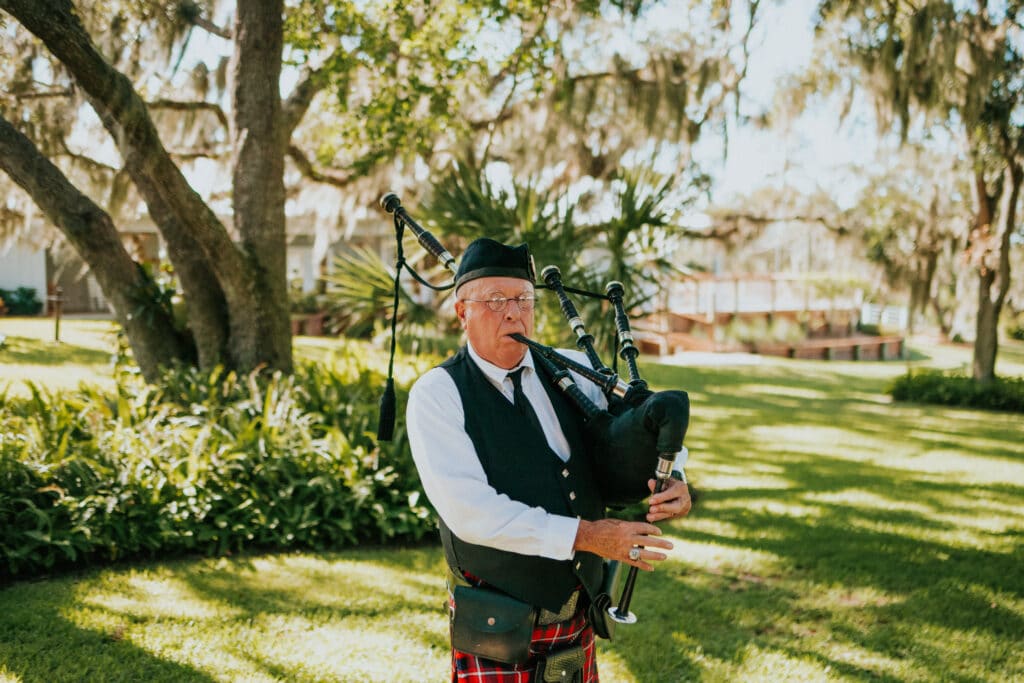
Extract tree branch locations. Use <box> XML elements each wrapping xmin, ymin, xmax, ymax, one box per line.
<box><xmin>147</xmin><ymin>98</ymin><xmax>229</xmax><ymax>130</ymax></box>
<box><xmin>168</xmin><ymin>148</ymin><xmax>228</xmax><ymax>161</ymax></box>
<box><xmin>1</xmin><ymin>0</ymin><xmax>237</xmax><ymax>367</ymax></box>
<box><xmin>710</xmin><ymin>212</ymin><xmax>851</xmax><ymax>235</ymax></box>
<box><xmin>676</xmin><ymin>224</ymin><xmax>743</xmax><ymax>240</ymax></box>
<box><xmin>487</xmin><ymin>6</ymin><xmax>552</xmax><ymax>91</ymax></box>
<box><xmin>282</xmin><ymin>60</ymin><xmax>332</xmax><ymax>136</ymax></box>
<box><xmin>467</xmin><ymin>109</ymin><xmax>515</xmax><ymax>131</ymax></box>
<box><xmin>0</xmin><ymin>0</ymin><xmax>242</xmax><ymax>265</ymax></box>
<box><xmin>0</xmin><ymin>111</ymin><xmax>188</xmax><ymax>378</ymax></box>
<box><xmin>286</xmin><ymin>144</ymin><xmax>354</xmax><ymax>187</ymax></box>
<box><xmin>192</xmin><ymin>13</ymin><xmax>231</xmax><ymax>40</ymax></box>
<box><xmin>479</xmin><ymin>8</ymin><xmax>552</xmax><ymax>165</ymax></box>
<box><xmin>3</xmin><ymin>86</ymin><xmax>72</xmax><ymax>100</ymax></box>
<box><xmin>49</xmin><ymin>134</ymin><xmax>122</xmax><ymax>174</ymax></box>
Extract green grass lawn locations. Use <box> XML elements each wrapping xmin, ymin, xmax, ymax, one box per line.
<box><xmin>1</xmin><ymin>319</ymin><xmax>1023</xmax><ymax>681</ymax></box>
<box><xmin>0</xmin><ymin>316</ymin><xmax>120</xmax><ymax>396</ymax></box>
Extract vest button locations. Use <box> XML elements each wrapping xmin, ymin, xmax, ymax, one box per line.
<box><xmin>569</xmin><ymin>491</ymin><xmax>576</xmax><ymax>500</ymax></box>
<box><xmin>487</xmin><ymin>617</ymin><xmax>496</xmax><ymax>626</ymax></box>
<box><xmin>562</xmin><ymin>468</ymin><xmax>569</xmax><ymax>478</ymax></box>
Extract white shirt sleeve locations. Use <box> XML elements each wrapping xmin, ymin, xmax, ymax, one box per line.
<box><xmin>674</xmin><ymin>446</ymin><xmax>690</xmax><ymax>473</ymax></box>
<box><xmin>406</xmin><ymin>366</ymin><xmax>581</xmax><ymax>561</ymax></box>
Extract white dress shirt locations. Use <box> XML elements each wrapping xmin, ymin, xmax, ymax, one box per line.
<box><xmin>406</xmin><ymin>342</ymin><xmax>688</xmax><ymax>561</ymax></box>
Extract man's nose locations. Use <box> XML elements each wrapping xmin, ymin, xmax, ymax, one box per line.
<box><xmin>504</xmin><ymin>299</ymin><xmax>524</xmax><ymax>319</ymax></box>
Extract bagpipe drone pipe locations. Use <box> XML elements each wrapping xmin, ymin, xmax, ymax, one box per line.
<box><xmin>376</xmin><ymin>192</ymin><xmax>690</xmax><ymax>625</ymax></box>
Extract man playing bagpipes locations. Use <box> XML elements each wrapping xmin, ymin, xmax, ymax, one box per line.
<box><xmin>406</xmin><ymin>237</ymin><xmax>692</xmax><ymax>682</ymax></box>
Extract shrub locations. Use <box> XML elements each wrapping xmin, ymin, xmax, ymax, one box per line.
<box><xmin>887</xmin><ymin>369</ymin><xmax>1024</xmax><ymax>413</ymax></box>
<box><xmin>0</xmin><ymin>287</ymin><xmax>43</xmax><ymax>315</ymax></box>
<box><xmin>769</xmin><ymin>316</ymin><xmax>807</xmax><ymax>344</ymax></box>
<box><xmin>289</xmin><ymin>290</ymin><xmax>323</xmax><ymax>314</ymax></box>
<box><xmin>721</xmin><ymin>317</ymin><xmax>765</xmax><ymax>346</ymax></box>
<box><xmin>720</xmin><ymin>316</ymin><xmax>805</xmax><ymax>346</ymax></box>
<box><xmin>0</xmin><ymin>359</ymin><xmax>435</xmax><ymax>579</ymax></box>
<box><xmin>1007</xmin><ymin>312</ymin><xmax>1024</xmax><ymax>341</ymax></box>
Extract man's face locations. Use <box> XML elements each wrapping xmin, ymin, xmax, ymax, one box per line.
<box><xmin>455</xmin><ymin>276</ymin><xmax>535</xmax><ymax>369</ymax></box>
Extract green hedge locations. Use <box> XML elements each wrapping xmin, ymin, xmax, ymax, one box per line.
<box><xmin>1008</xmin><ymin>312</ymin><xmax>1024</xmax><ymax>341</ymax></box>
<box><xmin>0</xmin><ymin>287</ymin><xmax>43</xmax><ymax>316</ymax></box>
<box><xmin>0</xmin><ymin>361</ymin><xmax>434</xmax><ymax>579</ymax></box>
<box><xmin>887</xmin><ymin>369</ymin><xmax>1024</xmax><ymax>413</ymax></box>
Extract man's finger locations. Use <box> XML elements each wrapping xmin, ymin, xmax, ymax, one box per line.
<box><xmin>631</xmin><ymin>548</ymin><xmax>667</xmax><ymax>571</ymax></box>
<box><xmin>632</xmin><ymin>535</ymin><xmax>673</xmax><ymax>550</ymax></box>
<box><xmin>629</xmin><ymin>522</ymin><xmax>662</xmax><ymax>536</ymax></box>
<box><xmin>649</xmin><ymin>480</ymin><xmax>688</xmax><ymax>505</ymax></box>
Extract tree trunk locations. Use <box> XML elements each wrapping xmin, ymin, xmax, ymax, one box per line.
<box><xmin>971</xmin><ymin>161</ymin><xmax>1021</xmax><ymax>382</ymax></box>
<box><xmin>228</xmin><ymin>0</ymin><xmax>292</xmax><ymax>372</ymax></box>
<box><xmin>1</xmin><ymin>0</ymin><xmax>294</xmax><ymax>374</ymax></box>
<box><xmin>973</xmin><ymin>268</ymin><xmax>1000</xmax><ymax>381</ymax></box>
<box><xmin>0</xmin><ymin>115</ymin><xmax>187</xmax><ymax>381</ymax></box>
<box><xmin>0</xmin><ymin>0</ymin><xmax>236</xmax><ymax>368</ymax></box>
<box><xmin>908</xmin><ymin>193</ymin><xmax>942</xmax><ymax>336</ymax></box>
<box><xmin>930</xmin><ymin>297</ymin><xmax>953</xmax><ymax>338</ymax></box>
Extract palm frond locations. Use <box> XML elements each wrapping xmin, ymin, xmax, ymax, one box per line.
<box><xmin>323</xmin><ymin>246</ymin><xmax>438</xmax><ymax>338</ymax></box>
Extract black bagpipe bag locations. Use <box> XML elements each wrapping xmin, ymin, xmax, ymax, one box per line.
<box><xmin>584</xmin><ymin>389</ymin><xmax>690</xmax><ymax>508</ymax></box>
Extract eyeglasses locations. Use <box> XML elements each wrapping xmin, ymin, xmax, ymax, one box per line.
<box><xmin>461</xmin><ymin>294</ymin><xmax>537</xmax><ymax>313</ymax></box>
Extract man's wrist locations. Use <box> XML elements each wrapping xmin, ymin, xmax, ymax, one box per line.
<box><xmin>572</xmin><ymin>518</ymin><xmax>593</xmax><ymax>554</ymax></box>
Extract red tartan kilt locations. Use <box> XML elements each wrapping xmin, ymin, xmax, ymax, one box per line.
<box><xmin>451</xmin><ymin>606</ymin><xmax>597</xmax><ymax>682</ymax></box>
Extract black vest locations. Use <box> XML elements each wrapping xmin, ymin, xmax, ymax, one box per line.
<box><xmin>438</xmin><ymin>347</ymin><xmax>605</xmax><ymax>612</ymax></box>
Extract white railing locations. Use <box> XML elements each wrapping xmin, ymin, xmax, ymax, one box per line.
<box><xmin>664</xmin><ymin>275</ymin><xmax>864</xmax><ymax>319</ymax></box>
<box><xmin>860</xmin><ymin>303</ymin><xmax>909</xmax><ymax>330</ymax></box>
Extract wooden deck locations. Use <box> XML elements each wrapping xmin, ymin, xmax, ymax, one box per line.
<box><xmin>634</xmin><ymin>331</ymin><xmax>905</xmax><ymax>361</ymax></box>
<box><xmin>751</xmin><ymin>335</ymin><xmax>905</xmax><ymax>361</ymax></box>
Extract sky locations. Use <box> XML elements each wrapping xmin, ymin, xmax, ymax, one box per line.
<box><xmin>695</xmin><ymin>0</ymin><xmax>880</xmax><ymax>208</ymax></box>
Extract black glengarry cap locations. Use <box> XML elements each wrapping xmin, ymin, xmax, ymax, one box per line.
<box><xmin>455</xmin><ymin>237</ymin><xmax>536</xmax><ymax>291</ymax></box>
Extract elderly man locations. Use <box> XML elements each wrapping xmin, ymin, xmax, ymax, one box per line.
<box><xmin>407</xmin><ymin>237</ymin><xmax>691</xmax><ymax>682</ymax></box>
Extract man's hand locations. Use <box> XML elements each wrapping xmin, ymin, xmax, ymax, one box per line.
<box><xmin>573</xmin><ymin>518</ymin><xmax>673</xmax><ymax>571</ymax></box>
<box><xmin>645</xmin><ymin>477</ymin><xmax>692</xmax><ymax>523</ymax></box>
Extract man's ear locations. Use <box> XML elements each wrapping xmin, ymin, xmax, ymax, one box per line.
<box><xmin>454</xmin><ymin>300</ymin><xmax>468</xmax><ymax>328</ymax></box>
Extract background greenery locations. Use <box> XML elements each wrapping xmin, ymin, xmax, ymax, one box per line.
<box><xmin>1</xmin><ymin>319</ymin><xmax>1023</xmax><ymax>681</ymax></box>
<box><xmin>0</xmin><ymin>320</ymin><xmax>436</xmax><ymax>578</ymax></box>
<box><xmin>889</xmin><ymin>369</ymin><xmax>1024</xmax><ymax>412</ymax></box>
<box><xmin>0</xmin><ymin>288</ymin><xmax>42</xmax><ymax>317</ymax></box>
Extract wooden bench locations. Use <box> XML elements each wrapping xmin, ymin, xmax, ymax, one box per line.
<box><xmin>634</xmin><ymin>330</ymin><xmax>747</xmax><ymax>355</ymax></box>
<box><xmin>754</xmin><ymin>335</ymin><xmax>905</xmax><ymax>361</ymax></box>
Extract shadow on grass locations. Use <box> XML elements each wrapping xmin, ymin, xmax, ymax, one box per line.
<box><xmin>644</xmin><ymin>514</ymin><xmax>1024</xmax><ymax>681</ymax></box>
<box><xmin>622</xmin><ymin>360</ymin><xmax>1024</xmax><ymax>680</ymax></box>
<box><xmin>174</xmin><ymin>547</ymin><xmax>451</xmax><ymax>680</ymax></box>
<box><xmin>178</xmin><ymin>547</ymin><xmax>445</xmax><ymax>628</ymax></box>
<box><xmin>998</xmin><ymin>340</ymin><xmax>1024</xmax><ymax>364</ymax></box>
<box><xmin>608</xmin><ymin>567</ymin><xmax>914</xmax><ymax>683</ymax></box>
<box><xmin>0</xmin><ymin>547</ymin><xmax>452</xmax><ymax>683</ymax></box>
<box><xmin>0</xmin><ymin>579</ymin><xmax>218</xmax><ymax>683</ymax></box>
<box><xmin>904</xmin><ymin>346</ymin><xmax>932</xmax><ymax>362</ymax></box>
<box><xmin>606</xmin><ymin>467</ymin><xmax>1023</xmax><ymax>681</ymax></box>
<box><xmin>654</xmin><ymin>362</ymin><xmax>1021</xmax><ymax>459</ymax></box>
<box><xmin>0</xmin><ymin>335</ymin><xmax>111</xmax><ymax>366</ymax></box>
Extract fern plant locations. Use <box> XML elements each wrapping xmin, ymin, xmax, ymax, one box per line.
<box><xmin>0</xmin><ymin>357</ymin><xmax>435</xmax><ymax>579</ymax></box>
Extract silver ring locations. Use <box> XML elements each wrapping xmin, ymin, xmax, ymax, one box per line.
<box><xmin>628</xmin><ymin>547</ymin><xmax>640</xmax><ymax>561</ymax></box>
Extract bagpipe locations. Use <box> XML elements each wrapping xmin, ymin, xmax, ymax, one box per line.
<box><xmin>376</xmin><ymin>192</ymin><xmax>690</xmax><ymax>626</ymax></box>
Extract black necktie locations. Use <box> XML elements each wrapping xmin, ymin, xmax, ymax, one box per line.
<box><xmin>508</xmin><ymin>368</ymin><xmax>545</xmax><ymax>436</ymax></box>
